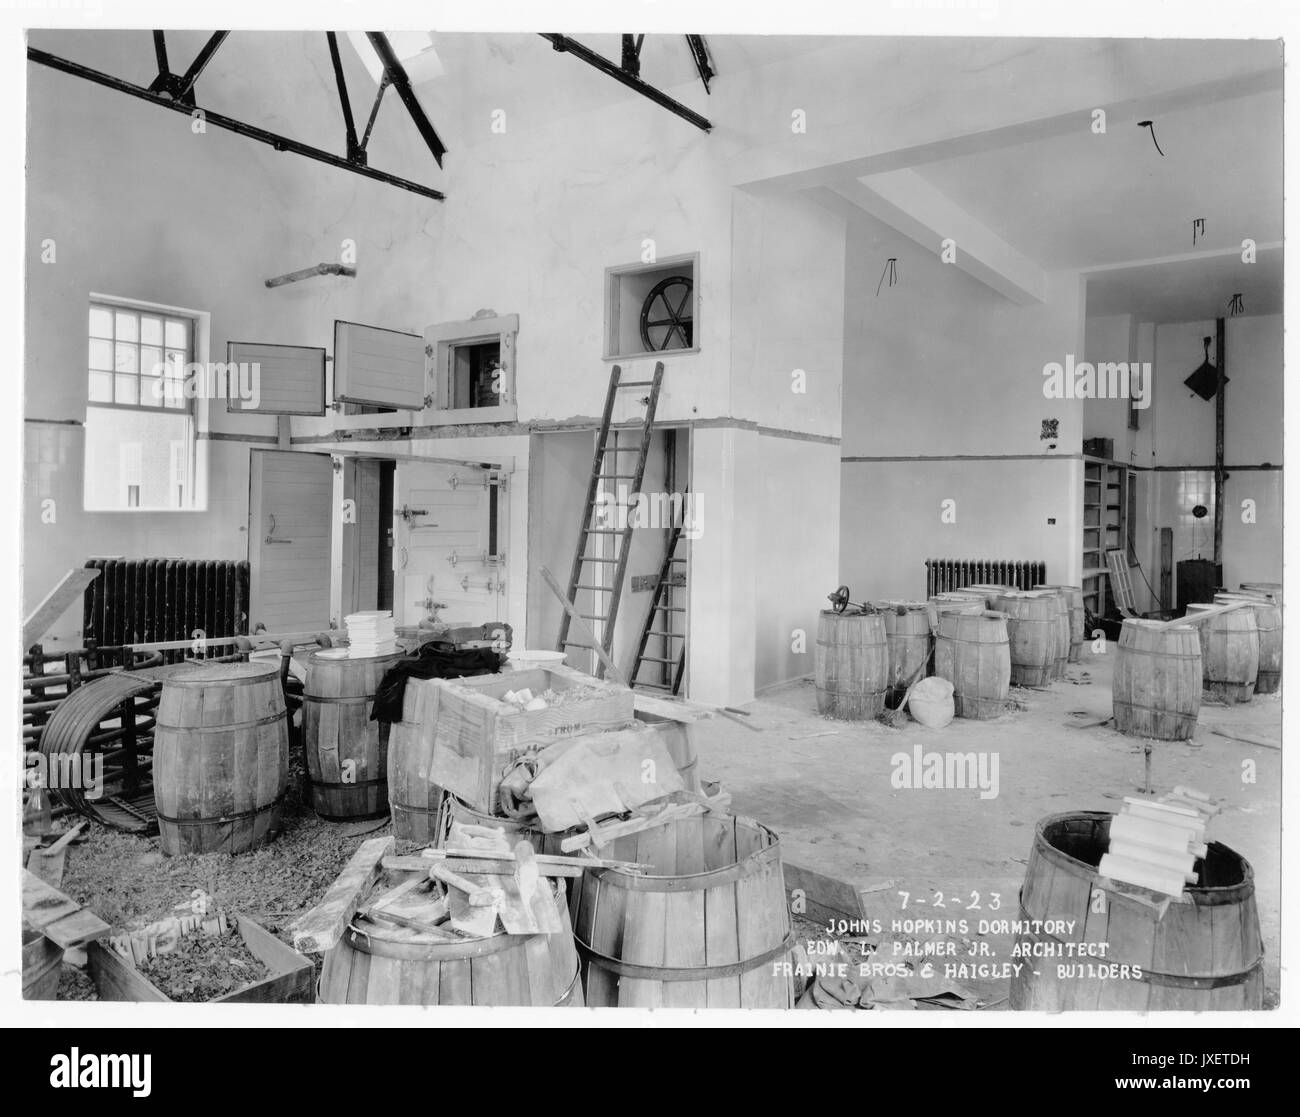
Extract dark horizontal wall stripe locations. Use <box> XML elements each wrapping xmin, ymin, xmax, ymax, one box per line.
<box><xmin>200</xmin><ymin>430</ymin><xmax>280</xmax><ymax>445</ymax></box>
<box><xmin>25</xmin><ymin>417</ymin><xmax>82</xmax><ymax>426</ymax></box>
<box><xmin>293</xmin><ymin>415</ymin><xmax>839</xmax><ymax>447</ymax></box>
<box><xmin>842</xmin><ymin>453</ymin><xmax>1082</xmax><ymax>463</ymax></box>
<box><xmin>1147</xmin><ymin>464</ymin><xmax>1282</xmax><ymax>472</ymax></box>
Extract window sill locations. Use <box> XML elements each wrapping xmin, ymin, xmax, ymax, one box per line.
<box><xmin>424</xmin><ymin>404</ymin><xmax>518</xmax><ymax>426</ymax></box>
<box><xmin>603</xmin><ymin>347</ymin><xmax>698</xmax><ymax>362</ymax></box>
<box><xmin>82</xmin><ymin>506</ymin><xmax>208</xmax><ymax>514</ymax></box>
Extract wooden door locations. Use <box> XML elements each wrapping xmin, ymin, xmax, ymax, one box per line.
<box><xmin>248</xmin><ymin>450</ymin><xmax>334</xmax><ymax>633</ymax></box>
<box><xmin>393</xmin><ymin>461</ymin><xmax>503</xmax><ymax>627</ymax></box>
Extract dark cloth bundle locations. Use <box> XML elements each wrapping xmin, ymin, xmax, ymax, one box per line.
<box><xmin>370</xmin><ymin>641</ymin><xmax>505</xmax><ymax>722</ymax></box>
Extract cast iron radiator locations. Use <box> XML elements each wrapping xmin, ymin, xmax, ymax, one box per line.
<box><xmin>82</xmin><ymin>558</ymin><xmax>250</xmax><ymax>655</ymax></box>
<box><xmin>925</xmin><ymin>558</ymin><xmax>1047</xmax><ymax>597</ymax></box>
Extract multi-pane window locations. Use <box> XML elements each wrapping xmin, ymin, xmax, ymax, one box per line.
<box><xmin>84</xmin><ymin>297</ymin><xmax>201</xmax><ymax>511</ymax></box>
<box><xmin>88</xmin><ymin>302</ymin><xmax>192</xmax><ymax>411</ymax></box>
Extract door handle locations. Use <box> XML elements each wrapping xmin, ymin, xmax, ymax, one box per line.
<box><xmin>398</xmin><ymin>505</ymin><xmax>433</xmax><ymax>524</ymax></box>
<box><xmin>265</xmin><ymin>513</ymin><xmax>291</xmax><ymax>544</ymax></box>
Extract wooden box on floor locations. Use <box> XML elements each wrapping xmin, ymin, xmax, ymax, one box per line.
<box><xmin>87</xmin><ymin>914</ymin><xmax>314</xmax><ymax>1003</ymax></box>
<box><xmin>425</xmin><ymin>665</ymin><xmax>634</xmax><ymax>815</ymax></box>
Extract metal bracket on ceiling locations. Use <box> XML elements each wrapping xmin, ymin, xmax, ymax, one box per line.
<box><xmin>540</xmin><ymin>33</ymin><xmax>712</xmax><ymax>133</ymax></box>
<box><xmin>147</xmin><ymin>30</ymin><xmax>229</xmax><ymax>105</ymax></box>
<box><xmin>365</xmin><ymin>32</ymin><xmax>447</xmax><ymax>168</ymax></box>
<box><xmin>621</xmin><ymin>35</ymin><xmax>645</xmax><ymax>79</ymax></box>
<box><xmin>684</xmin><ymin>35</ymin><xmax>715</xmax><ymax>94</ymax></box>
<box><xmin>27</xmin><ymin>32</ymin><xmax>446</xmax><ymax>202</ymax></box>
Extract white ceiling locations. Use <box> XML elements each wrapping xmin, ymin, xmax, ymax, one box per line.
<box><xmin>913</xmin><ymin>89</ymin><xmax>1283</xmax><ymax>270</ymax></box>
<box><xmin>1085</xmin><ymin>247</ymin><xmax>1282</xmax><ymax>324</ymax></box>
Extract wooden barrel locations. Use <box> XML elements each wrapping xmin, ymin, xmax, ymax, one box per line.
<box><xmin>303</xmin><ymin>651</ymin><xmax>403</xmax><ymax>820</ymax></box>
<box><xmin>1240</xmin><ymin>581</ymin><xmax>1282</xmax><ymax>607</ymax></box>
<box><xmin>1009</xmin><ymin>812</ymin><xmax>1263</xmax><ymax>1010</ymax></box>
<box><xmin>1029</xmin><ymin>588</ymin><xmax>1070</xmax><ymax>678</ymax></box>
<box><xmin>878</xmin><ymin>602</ymin><xmax>933</xmax><ymax>704</ymax></box>
<box><xmin>1112</xmin><ymin>619</ymin><xmax>1201</xmax><ymax>740</ymax></box>
<box><xmin>387</xmin><ymin>684</ymin><xmax>442</xmax><ymax>843</ymax></box>
<box><xmin>573</xmin><ymin>813</ymin><xmax>794</xmax><ymax>1008</ymax></box>
<box><xmin>22</xmin><ymin>926</ymin><xmax>63</xmax><ymax>1000</ymax></box>
<box><xmin>318</xmin><ymin>879</ymin><xmax>583</xmax><ymax>1006</ymax></box>
<box><xmin>924</xmin><ymin>595</ymin><xmax>983</xmax><ymax>636</ymax></box>
<box><xmin>1035</xmin><ymin>584</ymin><xmax>1085</xmax><ymax>662</ymax></box>
<box><xmin>935</xmin><ymin>610</ymin><xmax>1010</xmax><ymax>719</ymax></box>
<box><xmin>153</xmin><ymin>661</ymin><xmax>288</xmax><ymax>856</ymax></box>
<box><xmin>993</xmin><ymin>592</ymin><xmax>1056</xmax><ymax>686</ymax></box>
<box><xmin>965</xmin><ymin>583</ymin><xmax>1016</xmax><ymax>609</ymax></box>
<box><xmin>438</xmin><ymin>792</ymin><xmax>554</xmax><ymax>849</ymax></box>
<box><xmin>1215</xmin><ymin>595</ymin><xmax>1281</xmax><ymax>695</ymax></box>
<box><xmin>1186</xmin><ymin>605</ymin><xmax>1259</xmax><ymax>703</ymax></box>
<box><xmin>814</xmin><ymin>611</ymin><xmax>888</xmax><ymax>720</ymax></box>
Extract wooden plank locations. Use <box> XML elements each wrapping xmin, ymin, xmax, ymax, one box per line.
<box><xmin>87</xmin><ymin>940</ymin><xmax>169</xmax><ymax>1002</ymax></box>
<box><xmin>1211</xmin><ymin>728</ymin><xmax>1282</xmax><ymax>750</ymax></box>
<box><xmin>43</xmin><ymin>909</ymin><xmax>113</xmax><ymax>950</ymax></box>
<box><xmin>632</xmin><ymin>692</ymin><xmax>713</xmax><ymax>723</ymax></box>
<box><xmin>24</xmin><ymin>568</ymin><xmax>101</xmax><ymax>651</ymax></box>
<box><xmin>292</xmin><ymin>836</ymin><xmax>393</xmax><ymax>953</ymax></box>
<box><xmin>218</xmin><ymin>916</ymin><xmax>315</xmax><ymax>1003</ymax></box>
<box><xmin>383</xmin><ymin>854</ymin><xmax>585</xmax><ymax>878</ymax></box>
<box><xmin>540</xmin><ymin>564</ymin><xmax>629</xmax><ymax>686</ymax></box>
<box><xmin>1157</xmin><ymin>599</ymin><xmax>1248</xmax><ymax>629</ymax></box>
<box><xmin>22</xmin><ymin>869</ymin><xmax>113</xmax><ymax>948</ymax></box>
<box><xmin>24</xmin><ymin>823</ymin><xmax>85</xmax><ymax>888</ymax></box>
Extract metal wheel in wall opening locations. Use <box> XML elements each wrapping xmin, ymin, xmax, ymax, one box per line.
<box><xmin>640</xmin><ymin>276</ymin><xmax>693</xmax><ymax>352</ymax></box>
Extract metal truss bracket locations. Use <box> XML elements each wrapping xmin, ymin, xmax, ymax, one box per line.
<box><xmin>540</xmin><ymin>33</ymin><xmax>712</xmax><ymax>132</ymax></box>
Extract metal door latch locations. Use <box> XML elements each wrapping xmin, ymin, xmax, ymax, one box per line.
<box><xmin>398</xmin><ymin>505</ymin><xmax>432</xmax><ymax>524</ymax></box>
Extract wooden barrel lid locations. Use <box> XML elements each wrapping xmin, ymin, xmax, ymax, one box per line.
<box><xmin>160</xmin><ymin>660</ymin><xmax>280</xmax><ymax>688</ymax></box>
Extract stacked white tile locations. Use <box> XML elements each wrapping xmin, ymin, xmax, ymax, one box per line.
<box><xmin>1099</xmin><ymin>797</ymin><xmax>1210</xmax><ymax>897</ymax></box>
<box><xmin>345</xmin><ymin>610</ymin><xmax>397</xmax><ymax>658</ymax></box>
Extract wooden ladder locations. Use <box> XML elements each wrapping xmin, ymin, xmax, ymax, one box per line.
<box><xmin>630</xmin><ymin>518</ymin><xmax>687</xmax><ymax>693</ymax></box>
<box><xmin>555</xmin><ymin>362</ymin><xmax>665</xmax><ymax>677</ymax></box>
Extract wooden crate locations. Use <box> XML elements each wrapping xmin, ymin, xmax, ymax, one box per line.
<box><xmin>426</xmin><ymin>664</ymin><xmax>634</xmax><ymax>814</ymax></box>
<box><xmin>88</xmin><ymin>914</ymin><xmax>313</xmax><ymax>1003</ymax></box>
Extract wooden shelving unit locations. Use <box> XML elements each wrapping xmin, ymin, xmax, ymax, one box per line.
<box><xmin>1082</xmin><ymin>456</ymin><xmax>1127</xmax><ymax>619</ymax></box>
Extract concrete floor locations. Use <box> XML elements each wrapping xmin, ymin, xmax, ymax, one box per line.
<box><xmin>692</xmin><ymin>648</ymin><xmax>1281</xmax><ymax>1008</ymax></box>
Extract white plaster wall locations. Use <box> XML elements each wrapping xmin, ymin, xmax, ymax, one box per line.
<box><xmin>838</xmin><ymin>212</ymin><xmax>1084</xmax><ymax>600</ymax></box>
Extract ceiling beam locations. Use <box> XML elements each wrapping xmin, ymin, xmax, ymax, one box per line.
<box><xmin>540</xmin><ymin>33</ymin><xmax>711</xmax><ymax>132</ymax></box>
<box><xmin>743</xmin><ymin>67</ymin><xmax>1281</xmax><ymax>195</ymax></box>
<box><xmin>826</xmin><ymin>172</ymin><xmax>1048</xmax><ymax>304</ymax></box>
<box><xmin>364</xmin><ymin>31</ymin><xmax>447</xmax><ymax>168</ymax></box>
<box><xmin>27</xmin><ymin>45</ymin><xmax>445</xmax><ymax>201</ymax></box>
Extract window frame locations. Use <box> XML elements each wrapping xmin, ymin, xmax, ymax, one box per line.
<box><xmin>83</xmin><ymin>293</ymin><xmax>210</xmax><ymax>514</ymax></box>
<box><xmin>87</xmin><ymin>299</ymin><xmax>196</xmax><ymax>415</ymax></box>
<box><xmin>425</xmin><ymin>312</ymin><xmax>519</xmax><ymax>424</ymax></box>
<box><xmin>603</xmin><ymin>252</ymin><xmax>700</xmax><ymax>362</ymax></box>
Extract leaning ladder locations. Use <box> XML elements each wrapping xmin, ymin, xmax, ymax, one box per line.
<box><xmin>630</xmin><ymin>516</ymin><xmax>687</xmax><ymax>693</ymax></box>
<box><xmin>555</xmin><ymin>362</ymin><xmax>665</xmax><ymax>677</ymax></box>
